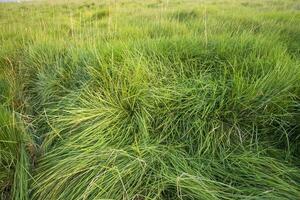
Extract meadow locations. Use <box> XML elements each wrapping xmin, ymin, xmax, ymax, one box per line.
<box><xmin>0</xmin><ymin>0</ymin><xmax>300</xmax><ymax>199</ymax></box>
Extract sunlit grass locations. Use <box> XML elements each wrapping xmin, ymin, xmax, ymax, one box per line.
<box><xmin>0</xmin><ymin>0</ymin><xmax>300</xmax><ymax>199</ymax></box>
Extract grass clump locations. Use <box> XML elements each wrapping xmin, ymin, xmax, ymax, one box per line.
<box><xmin>170</xmin><ymin>9</ymin><xmax>199</xmax><ymax>22</ymax></box>
<box><xmin>0</xmin><ymin>106</ymin><xmax>32</xmax><ymax>200</ymax></box>
<box><xmin>0</xmin><ymin>0</ymin><xmax>300</xmax><ymax>199</ymax></box>
<box><xmin>89</xmin><ymin>8</ymin><xmax>109</xmax><ymax>21</ymax></box>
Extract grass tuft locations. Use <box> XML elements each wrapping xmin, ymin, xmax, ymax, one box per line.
<box><xmin>0</xmin><ymin>0</ymin><xmax>300</xmax><ymax>199</ymax></box>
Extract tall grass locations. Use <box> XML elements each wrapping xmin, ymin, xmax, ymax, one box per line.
<box><xmin>0</xmin><ymin>106</ymin><xmax>32</xmax><ymax>199</ymax></box>
<box><xmin>0</xmin><ymin>0</ymin><xmax>300</xmax><ymax>199</ymax></box>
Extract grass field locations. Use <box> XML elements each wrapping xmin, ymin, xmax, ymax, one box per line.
<box><xmin>0</xmin><ymin>0</ymin><xmax>300</xmax><ymax>199</ymax></box>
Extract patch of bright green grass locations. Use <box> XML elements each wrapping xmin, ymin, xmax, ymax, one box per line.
<box><xmin>0</xmin><ymin>0</ymin><xmax>300</xmax><ymax>199</ymax></box>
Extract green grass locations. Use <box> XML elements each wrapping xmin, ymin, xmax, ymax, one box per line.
<box><xmin>0</xmin><ymin>105</ymin><xmax>32</xmax><ymax>200</ymax></box>
<box><xmin>0</xmin><ymin>0</ymin><xmax>300</xmax><ymax>199</ymax></box>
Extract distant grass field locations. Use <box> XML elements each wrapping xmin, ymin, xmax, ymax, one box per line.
<box><xmin>1</xmin><ymin>0</ymin><xmax>300</xmax><ymax>199</ymax></box>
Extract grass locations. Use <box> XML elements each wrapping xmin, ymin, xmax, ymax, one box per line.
<box><xmin>0</xmin><ymin>105</ymin><xmax>32</xmax><ymax>200</ymax></box>
<box><xmin>0</xmin><ymin>0</ymin><xmax>300</xmax><ymax>199</ymax></box>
